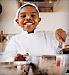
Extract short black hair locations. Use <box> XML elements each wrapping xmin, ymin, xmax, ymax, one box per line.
<box><xmin>18</xmin><ymin>4</ymin><xmax>39</xmax><ymax>17</ymax></box>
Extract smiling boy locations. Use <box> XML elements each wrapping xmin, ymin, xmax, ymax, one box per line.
<box><xmin>16</xmin><ymin>4</ymin><xmax>41</xmax><ymax>33</ymax></box>
<box><xmin>2</xmin><ymin>3</ymin><xmax>67</xmax><ymax>62</ymax></box>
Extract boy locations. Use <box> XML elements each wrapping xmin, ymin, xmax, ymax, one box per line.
<box><xmin>2</xmin><ymin>3</ymin><xmax>67</xmax><ymax>62</ymax></box>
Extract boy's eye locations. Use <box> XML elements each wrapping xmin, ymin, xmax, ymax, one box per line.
<box><xmin>31</xmin><ymin>15</ymin><xmax>36</xmax><ymax>17</ymax></box>
<box><xmin>21</xmin><ymin>15</ymin><xmax>26</xmax><ymax>18</ymax></box>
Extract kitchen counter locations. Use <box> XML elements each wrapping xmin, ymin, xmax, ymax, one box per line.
<box><xmin>0</xmin><ymin>55</ymin><xmax>68</xmax><ymax>75</ymax></box>
<box><xmin>0</xmin><ymin>62</ymin><xmax>30</xmax><ymax>75</ymax></box>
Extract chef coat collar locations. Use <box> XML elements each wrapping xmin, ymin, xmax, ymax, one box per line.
<box><xmin>21</xmin><ymin>28</ymin><xmax>38</xmax><ymax>36</ymax></box>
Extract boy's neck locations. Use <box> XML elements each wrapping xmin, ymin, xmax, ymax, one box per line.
<box><xmin>28</xmin><ymin>30</ymin><xmax>34</xmax><ymax>34</ymax></box>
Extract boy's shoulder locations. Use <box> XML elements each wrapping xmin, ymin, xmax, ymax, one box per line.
<box><xmin>37</xmin><ymin>31</ymin><xmax>54</xmax><ymax>34</ymax></box>
<box><xmin>10</xmin><ymin>34</ymin><xmax>21</xmax><ymax>40</ymax></box>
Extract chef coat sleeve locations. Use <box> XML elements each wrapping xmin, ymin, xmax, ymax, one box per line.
<box><xmin>2</xmin><ymin>36</ymin><xmax>18</xmax><ymax>62</ymax></box>
<box><xmin>52</xmin><ymin>32</ymin><xmax>59</xmax><ymax>54</ymax></box>
<box><xmin>44</xmin><ymin>31</ymin><xmax>59</xmax><ymax>54</ymax></box>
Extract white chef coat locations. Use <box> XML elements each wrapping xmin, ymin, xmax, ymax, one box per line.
<box><xmin>2</xmin><ymin>31</ymin><xmax>59</xmax><ymax>62</ymax></box>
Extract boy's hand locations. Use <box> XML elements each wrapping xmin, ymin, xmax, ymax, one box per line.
<box><xmin>55</xmin><ymin>29</ymin><xmax>67</xmax><ymax>43</ymax></box>
<box><xmin>14</xmin><ymin>53</ymin><xmax>29</xmax><ymax>61</ymax></box>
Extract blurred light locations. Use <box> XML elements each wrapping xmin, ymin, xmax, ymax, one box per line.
<box><xmin>49</xmin><ymin>0</ymin><xmax>52</xmax><ymax>3</ymax></box>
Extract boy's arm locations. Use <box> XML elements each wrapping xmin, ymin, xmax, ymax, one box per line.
<box><xmin>55</xmin><ymin>29</ymin><xmax>67</xmax><ymax>54</ymax></box>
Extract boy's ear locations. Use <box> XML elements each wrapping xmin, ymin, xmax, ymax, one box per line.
<box><xmin>16</xmin><ymin>19</ymin><xmax>19</xmax><ymax>24</ymax></box>
<box><xmin>38</xmin><ymin>18</ymin><xmax>41</xmax><ymax>22</ymax></box>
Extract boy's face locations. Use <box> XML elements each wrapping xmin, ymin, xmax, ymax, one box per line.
<box><xmin>16</xmin><ymin>6</ymin><xmax>41</xmax><ymax>32</ymax></box>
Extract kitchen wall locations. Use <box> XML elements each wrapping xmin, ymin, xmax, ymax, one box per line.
<box><xmin>0</xmin><ymin>0</ymin><xmax>69</xmax><ymax>34</ymax></box>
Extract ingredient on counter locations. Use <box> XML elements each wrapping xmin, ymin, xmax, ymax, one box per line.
<box><xmin>63</xmin><ymin>44</ymin><xmax>69</xmax><ymax>49</ymax></box>
<box><xmin>56</xmin><ymin>58</ymin><xmax>60</xmax><ymax>66</ymax></box>
<box><xmin>62</xmin><ymin>44</ymin><xmax>69</xmax><ymax>54</ymax></box>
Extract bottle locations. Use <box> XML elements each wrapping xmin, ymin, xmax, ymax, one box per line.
<box><xmin>0</xmin><ymin>31</ymin><xmax>3</xmax><ymax>51</ymax></box>
<box><xmin>56</xmin><ymin>58</ymin><xmax>60</xmax><ymax>66</ymax></box>
<box><xmin>56</xmin><ymin>42</ymin><xmax>63</xmax><ymax>54</ymax></box>
<box><xmin>0</xmin><ymin>30</ymin><xmax>3</xmax><ymax>42</ymax></box>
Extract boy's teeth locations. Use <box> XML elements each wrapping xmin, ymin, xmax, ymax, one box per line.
<box><xmin>26</xmin><ymin>23</ymin><xmax>33</xmax><ymax>25</ymax></box>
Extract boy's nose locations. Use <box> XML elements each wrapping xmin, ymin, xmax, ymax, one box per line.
<box><xmin>26</xmin><ymin>16</ymin><xmax>31</xmax><ymax>20</ymax></box>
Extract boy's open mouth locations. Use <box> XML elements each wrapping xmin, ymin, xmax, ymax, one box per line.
<box><xmin>23</xmin><ymin>22</ymin><xmax>34</xmax><ymax>26</ymax></box>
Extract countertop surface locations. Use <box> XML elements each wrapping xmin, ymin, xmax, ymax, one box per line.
<box><xmin>0</xmin><ymin>61</ymin><xmax>68</xmax><ymax>75</ymax></box>
<box><xmin>0</xmin><ymin>55</ymin><xmax>69</xmax><ymax>75</ymax></box>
